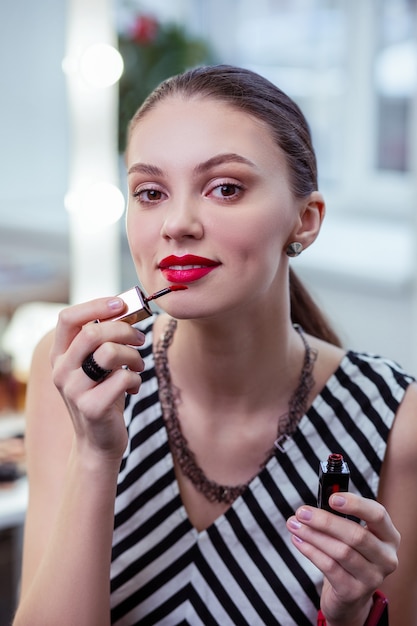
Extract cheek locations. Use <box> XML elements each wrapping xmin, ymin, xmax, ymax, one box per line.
<box><xmin>126</xmin><ymin>211</ymin><xmax>158</xmax><ymax>270</ymax></box>
<box><xmin>218</xmin><ymin>212</ymin><xmax>285</xmax><ymax>262</ymax></box>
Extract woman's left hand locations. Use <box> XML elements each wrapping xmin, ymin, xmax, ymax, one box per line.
<box><xmin>286</xmin><ymin>492</ymin><xmax>400</xmax><ymax>625</ymax></box>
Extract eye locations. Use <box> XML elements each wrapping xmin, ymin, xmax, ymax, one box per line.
<box><xmin>208</xmin><ymin>182</ymin><xmax>244</xmax><ymax>201</ymax></box>
<box><xmin>132</xmin><ymin>186</ymin><xmax>166</xmax><ymax>204</ymax></box>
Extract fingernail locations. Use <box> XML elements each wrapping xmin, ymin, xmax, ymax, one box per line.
<box><xmin>292</xmin><ymin>535</ymin><xmax>304</xmax><ymax>544</ymax></box>
<box><xmin>136</xmin><ymin>329</ymin><xmax>146</xmax><ymax>342</ymax></box>
<box><xmin>298</xmin><ymin>508</ymin><xmax>312</xmax><ymax>521</ymax></box>
<box><xmin>288</xmin><ymin>519</ymin><xmax>302</xmax><ymax>531</ymax></box>
<box><xmin>331</xmin><ymin>495</ymin><xmax>346</xmax><ymax>507</ymax></box>
<box><xmin>107</xmin><ymin>298</ymin><xmax>124</xmax><ymax>310</ymax></box>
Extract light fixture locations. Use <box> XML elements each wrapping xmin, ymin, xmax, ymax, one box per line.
<box><xmin>62</xmin><ymin>44</ymin><xmax>124</xmax><ymax>88</ymax></box>
<box><xmin>65</xmin><ymin>181</ymin><xmax>125</xmax><ymax>231</ymax></box>
<box><xmin>79</xmin><ymin>43</ymin><xmax>124</xmax><ymax>88</ymax></box>
<box><xmin>64</xmin><ymin>0</ymin><xmax>124</xmax><ymax>302</ymax></box>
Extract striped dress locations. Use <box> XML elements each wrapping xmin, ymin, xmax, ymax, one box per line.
<box><xmin>110</xmin><ymin>317</ymin><xmax>414</xmax><ymax>625</ymax></box>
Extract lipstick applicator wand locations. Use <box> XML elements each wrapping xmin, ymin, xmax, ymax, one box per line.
<box><xmin>145</xmin><ymin>285</ymin><xmax>187</xmax><ymax>302</ymax></box>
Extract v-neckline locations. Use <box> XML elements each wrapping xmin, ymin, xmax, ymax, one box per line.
<box><xmin>148</xmin><ymin>316</ymin><xmax>351</xmax><ymax>534</ymax></box>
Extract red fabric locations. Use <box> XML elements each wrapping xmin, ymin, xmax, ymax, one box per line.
<box><xmin>317</xmin><ymin>608</ymin><xmax>326</xmax><ymax>625</ymax></box>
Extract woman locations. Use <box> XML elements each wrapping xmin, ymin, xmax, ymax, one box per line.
<box><xmin>14</xmin><ymin>65</ymin><xmax>417</xmax><ymax>625</ymax></box>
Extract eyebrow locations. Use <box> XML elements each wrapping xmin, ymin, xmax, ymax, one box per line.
<box><xmin>127</xmin><ymin>163</ymin><xmax>164</xmax><ymax>177</ymax></box>
<box><xmin>193</xmin><ymin>153</ymin><xmax>258</xmax><ymax>174</ymax></box>
<box><xmin>127</xmin><ymin>153</ymin><xmax>258</xmax><ymax>178</ymax></box>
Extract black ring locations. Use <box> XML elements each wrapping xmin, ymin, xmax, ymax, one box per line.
<box><xmin>81</xmin><ymin>352</ymin><xmax>112</xmax><ymax>383</ymax></box>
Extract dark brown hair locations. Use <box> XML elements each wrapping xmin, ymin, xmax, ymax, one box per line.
<box><xmin>128</xmin><ymin>64</ymin><xmax>341</xmax><ymax>346</ymax></box>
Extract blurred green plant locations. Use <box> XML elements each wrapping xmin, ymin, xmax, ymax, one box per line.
<box><xmin>118</xmin><ymin>14</ymin><xmax>213</xmax><ymax>152</ymax></box>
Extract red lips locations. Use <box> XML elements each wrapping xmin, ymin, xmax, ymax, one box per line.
<box><xmin>158</xmin><ymin>255</ymin><xmax>219</xmax><ymax>283</ymax></box>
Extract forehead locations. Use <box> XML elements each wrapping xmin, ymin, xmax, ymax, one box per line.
<box><xmin>126</xmin><ymin>96</ymin><xmax>286</xmax><ymax>171</ymax></box>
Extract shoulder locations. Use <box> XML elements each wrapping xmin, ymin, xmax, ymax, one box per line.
<box><xmin>344</xmin><ymin>349</ymin><xmax>414</xmax><ymax>382</ymax></box>
<box><xmin>382</xmin><ymin>381</ymin><xmax>417</xmax><ymax>472</ymax></box>
<box><xmin>308</xmin><ymin>339</ymin><xmax>414</xmax><ymax>440</ymax></box>
<box><xmin>26</xmin><ymin>328</ymin><xmax>58</xmax><ymax>407</ymax></box>
<box><xmin>311</xmin><ymin>333</ymin><xmax>414</xmax><ymax>396</ymax></box>
<box><xmin>337</xmin><ymin>350</ymin><xmax>414</xmax><ymax>408</ymax></box>
<box><xmin>32</xmin><ymin>326</ymin><xmax>55</xmax><ymax>363</ymax></box>
<box><xmin>307</xmin><ymin>335</ymin><xmax>345</xmax><ymax>396</ymax></box>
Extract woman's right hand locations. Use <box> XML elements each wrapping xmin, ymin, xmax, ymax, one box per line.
<box><xmin>50</xmin><ymin>296</ymin><xmax>146</xmax><ymax>462</ymax></box>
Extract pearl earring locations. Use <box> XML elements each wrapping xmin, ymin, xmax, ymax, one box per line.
<box><xmin>286</xmin><ymin>242</ymin><xmax>303</xmax><ymax>257</ymax></box>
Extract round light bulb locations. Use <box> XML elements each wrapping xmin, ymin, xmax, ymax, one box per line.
<box><xmin>79</xmin><ymin>44</ymin><xmax>124</xmax><ymax>88</ymax></box>
<box><xmin>65</xmin><ymin>182</ymin><xmax>125</xmax><ymax>231</ymax></box>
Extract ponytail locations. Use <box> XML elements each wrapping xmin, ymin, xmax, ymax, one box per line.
<box><xmin>289</xmin><ymin>269</ymin><xmax>342</xmax><ymax>347</ymax></box>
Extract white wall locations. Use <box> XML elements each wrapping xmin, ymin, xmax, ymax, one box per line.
<box><xmin>0</xmin><ymin>0</ymin><xmax>69</xmax><ymax>232</ymax></box>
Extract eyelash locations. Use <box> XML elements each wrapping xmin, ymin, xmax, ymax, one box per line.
<box><xmin>132</xmin><ymin>187</ymin><xmax>165</xmax><ymax>204</ymax></box>
<box><xmin>131</xmin><ymin>180</ymin><xmax>245</xmax><ymax>205</ymax></box>
<box><xmin>208</xmin><ymin>181</ymin><xmax>245</xmax><ymax>201</ymax></box>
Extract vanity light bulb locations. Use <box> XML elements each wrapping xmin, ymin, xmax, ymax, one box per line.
<box><xmin>65</xmin><ymin>182</ymin><xmax>125</xmax><ymax>230</ymax></box>
<box><xmin>79</xmin><ymin>44</ymin><xmax>124</xmax><ymax>88</ymax></box>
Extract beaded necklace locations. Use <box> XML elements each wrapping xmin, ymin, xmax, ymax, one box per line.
<box><xmin>154</xmin><ymin>318</ymin><xmax>317</xmax><ymax>504</ymax></box>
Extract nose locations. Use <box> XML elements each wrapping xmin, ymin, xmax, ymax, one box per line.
<box><xmin>160</xmin><ymin>195</ymin><xmax>204</xmax><ymax>241</ymax></box>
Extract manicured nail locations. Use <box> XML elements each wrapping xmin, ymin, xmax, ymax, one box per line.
<box><xmin>107</xmin><ymin>298</ymin><xmax>124</xmax><ymax>310</ymax></box>
<box><xmin>288</xmin><ymin>519</ymin><xmax>302</xmax><ymax>531</ymax></box>
<box><xmin>292</xmin><ymin>534</ymin><xmax>304</xmax><ymax>544</ymax></box>
<box><xmin>298</xmin><ymin>508</ymin><xmax>312</xmax><ymax>521</ymax></box>
<box><xmin>331</xmin><ymin>495</ymin><xmax>346</xmax><ymax>508</ymax></box>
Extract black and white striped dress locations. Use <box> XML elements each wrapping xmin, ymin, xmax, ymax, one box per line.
<box><xmin>110</xmin><ymin>317</ymin><xmax>413</xmax><ymax>625</ymax></box>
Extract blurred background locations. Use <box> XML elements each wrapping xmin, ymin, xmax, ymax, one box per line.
<box><xmin>0</xmin><ymin>0</ymin><xmax>416</xmax><ymax>622</ymax></box>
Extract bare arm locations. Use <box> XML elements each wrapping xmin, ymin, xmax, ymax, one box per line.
<box><xmin>19</xmin><ymin>329</ymin><xmax>75</xmax><ymax>598</ymax></box>
<box><xmin>377</xmin><ymin>381</ymin><xmax>417</xmax><ymax>624</ymax></box>
<box><xmin>14</xmin><ymin>297</ymin><xmax>145</xmax><ymax>626</ymax></box>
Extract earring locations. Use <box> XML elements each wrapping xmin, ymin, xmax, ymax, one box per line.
<box><xmin>286</xmin><ymin>242</ymin><xmax>303</xmax><ymax>257</ymax></box>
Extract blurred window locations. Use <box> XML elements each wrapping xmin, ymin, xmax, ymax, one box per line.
<box><xmin>375</xmin><ymin>0</ymin><xmax>416</xmax><ymax>172</ymax></box>
<box><xmin>181</xmin><ymin>0</ymin><xmax>417</xmax><ymax>219</ymax></box>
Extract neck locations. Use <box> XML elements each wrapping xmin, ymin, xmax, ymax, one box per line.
<box><xmin>153</xmin><ymin>314</ymin><xmax>317</xmax><ymax>506</ymax></box>
<box><xmin>165</xmin><ymin>312</ymin><xmax>306</xmax><ymax>416</ymax></box>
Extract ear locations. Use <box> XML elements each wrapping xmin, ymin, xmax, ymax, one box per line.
<box><xmin>286</xmin><ymin>191</ymin><xmax>325</xmax><ymax>252</ymax></box>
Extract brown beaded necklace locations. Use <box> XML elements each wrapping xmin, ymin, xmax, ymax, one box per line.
<box><xmin>154</xmin><ymin>318</ymin><xmax>317</xmax><ymax>504</ymax></box>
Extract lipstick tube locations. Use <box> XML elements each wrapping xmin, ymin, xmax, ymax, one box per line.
<box><xmin>110</xmin><ymin>286</ymin><xmax>153</xmax><ymax>324</ymax></box>
<box><xmin>317</xmin><ymin>453</ymin><xmax>350</xmax><ymax>517</ymax></box>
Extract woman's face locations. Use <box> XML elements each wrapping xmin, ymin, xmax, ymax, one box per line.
<box><xmin>126</xmin><ymin>96</ymin><xmax>304</xmax><ymax>319</ymax></box>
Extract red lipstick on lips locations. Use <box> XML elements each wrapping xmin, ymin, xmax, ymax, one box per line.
<box><xmin>158</xmin><ymin>255</ymin><xmax>219</xmax><ymax>283</ymax></box>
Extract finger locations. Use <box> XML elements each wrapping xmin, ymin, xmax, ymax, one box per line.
<box><xmin>73</xmin><ymin>368</ymin><xmax>142</xmax><ymax>419</ymax></box>
<box><xmin>291</xmin><ymin>503</ymin><xmax>393</xmax><ymax>560</ymax></box>
<box><xmin>328</xmin><ymin>493</ymin><xmax>400</xmax><ymax>545</ymax></box>
<box><xmin>56</xmin><ymin>339</ymin><xmax>144</xmax><ymax>394</ymax></box>
<box><xmin>51</xmin><ymin>297</ymin><xmax>126</xmax><ymax>359</ymax></box>
<box><xmin>53</xmin><ymin>332</ymin><xmax>145</xmax><ymax>402</ymax></box>
<box><xmin>287</xmin><ymin>504</ymin><xmax>398</xmax><ymax>579</ymax></box>
<box><xmin>81</xmin><ymin>343</ymin><xmax>145</xmax><ymax>386</ymax></box>
<box><xmin>288</xmin><ymin>535</ymin><xmax>372</xmax><ymax>597</ymax></box>
<box><xmin>287</xmin><ymin>514</ymin><xmax>381</xmax><ymax>584</ymax></box>
<box><xmin>294</xmin><ymin>492</ymin><xmax>399</xmax><ymax>546</ymax></box>
<box><xmin>54</xmin><ymin>318</ymin><xmax>145</xmax><ymax>373</ymax></box>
